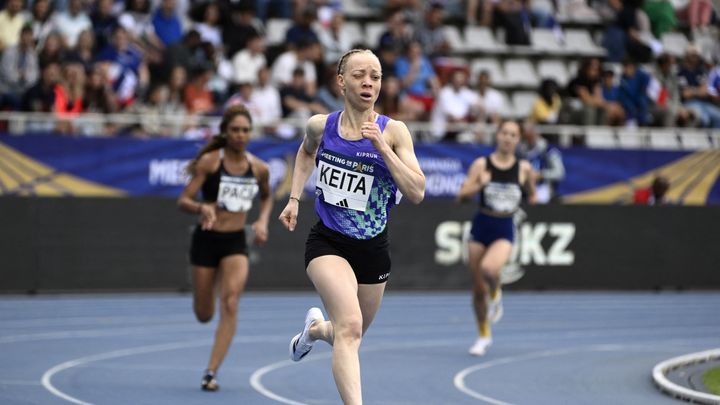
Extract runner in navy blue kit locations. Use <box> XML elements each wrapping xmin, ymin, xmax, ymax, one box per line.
<box><xmin>278</xmin><ymin>49</ymin><xmax>425</xmax><ymax>405</ymax></box>
<box><xmin>178</xmin><ymin>105</ymin><xmax>272</xmax><ymax>391</ymax></box>
<box><xmin>457</xmin><ymin>120</ymin><xmax>536</xmax><ymax>356</ymax></box>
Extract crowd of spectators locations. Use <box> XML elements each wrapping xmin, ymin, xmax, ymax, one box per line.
<box><xmin>0</xmin><ymin>0</ymin><xmax>718</xmax><ymax>140</ymax></box>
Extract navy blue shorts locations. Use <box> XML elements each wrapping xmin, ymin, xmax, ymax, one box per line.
<box><xmin>190</xmin><ymin>226</ymin><xmax>248</xmax><ymax>267</ymax></box>
<box><xmin>305</xmin><ymin>221</ymin><xmax>391</xmax><ymax>284</ymax></box>
<box><xmin>469</xmin><ymin>211</ymin><xmax>514</xmax><ymax>246</ymax></box>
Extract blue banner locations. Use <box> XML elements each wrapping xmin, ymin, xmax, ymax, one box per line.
<box><xmin>1</xmin><ymin>134</ymin><xmax>718</xmax><ymax>204</ymax></box>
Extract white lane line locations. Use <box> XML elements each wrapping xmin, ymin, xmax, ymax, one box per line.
<box><xmin>249</xmin><ymin>357</ymin><xmax>327</xmax><ymax>405</ymax></box>
<box><xmin>41</xmin><ymin>339</ymin><xmax>211</xmax><ymax>405</ymax></box>
<box><xmin>249</xmin><ymin>338</ymin><xmax>463</xmax><ymax>405</ymax></box>
<box><xmin>40</xmin><ymin>335</ymin><xmax>284</xmax><ymax>405</ymax></box>
<box><xmin>453</xmin><ymin>345</ymin><xmax>629</xmax><ymax>405</ymax></box>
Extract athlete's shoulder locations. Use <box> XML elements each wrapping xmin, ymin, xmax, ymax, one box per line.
<box><xmin>383</xmin><ymin>118</ymin><xmax>412</xmax><ymax>147</ymax></box>
<box><xmin>473</xmin><ymin>155</ymin><xmax>488</xmax><ymax>166</ymax></box>
<box><xmin>307</xmin><ymin>114</ymin><xmax>330</xmax><ymax>136</ymax></box>
<box><xmin>247</xmin><ymin>152</ymin><xmax>269</xmax><ymax>175</ymax></box>
<box><xmin>384</xmin><ymin>117</ymin><xmax>410</xmax><ymax>133</ymax></box>
<box><xmin>196</xmin><ymin>149</ymin><xmax>220</xmax><ymax>173</ymax></box>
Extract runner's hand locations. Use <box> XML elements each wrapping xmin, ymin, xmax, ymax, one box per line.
<box><xmin>279</xmin><ymin>200</ymin><xmax>299</xmax><ymax>231</ymax></box>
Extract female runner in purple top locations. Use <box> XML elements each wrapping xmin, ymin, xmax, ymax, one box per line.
<box><xmin>278</xmin><ymin>49</ymin><xmax>425</xmax><ymax>405</ymax></box>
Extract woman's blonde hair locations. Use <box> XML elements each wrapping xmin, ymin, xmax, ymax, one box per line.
<box><xmin>336</xmin><ymin>49</ymin><xmax>377</xmax><ymax>76</ymax></box>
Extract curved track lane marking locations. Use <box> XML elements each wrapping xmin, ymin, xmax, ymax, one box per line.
<box><xmin>249</xmin><ymin>338</ymin><xmax>463</xmax><ymax>405</ymax></box>
<box><xmin>41</xmin><ymin>335</ymin><xmax>284</xmax><ymax>405</ymax></box>
<box><xmin>453</xmin><ymin>344</ymin><xmax>630</xmax><ymax>405</ymax></box>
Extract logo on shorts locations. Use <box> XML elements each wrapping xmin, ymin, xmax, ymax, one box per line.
<box><xmin>378</xmin><ymin>272</ymin><xmax>389</xmax><ymax>281</ymax></box>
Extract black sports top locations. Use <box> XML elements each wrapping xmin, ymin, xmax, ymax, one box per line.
<box><xmin>478</xmin><ymin>157</ymin><xmax>522</xmax><ymax>215</ymax></box>
<box><xmin>201</xmin><ymin>156</ymin><xmax>259</xmax><ymax>213</ymax></box>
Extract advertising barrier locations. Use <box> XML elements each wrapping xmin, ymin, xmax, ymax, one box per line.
<box><xmin>1</xmin><ymin>198</ymin><xmax>718</xmax><ymax>292</ymax></box>
<box><xmin>2</xmin><ymin>134</ymin><xmax>719</xmax><ymax>204</ymax></box>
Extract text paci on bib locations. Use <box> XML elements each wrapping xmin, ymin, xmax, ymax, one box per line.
<box><xmin>217</xmin><ymin>175</ymin><xmax>259</xmax><ymax>212</ymax></box>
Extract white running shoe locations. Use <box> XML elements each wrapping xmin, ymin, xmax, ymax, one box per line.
<box><xmin>289</xmin><ymin>307</ymin><xmax>324</xmax><ymax>362</ymax></box>
<box><xmin>468</xmin><ymin>336</ymin><xmax>493</xmax><ymax>356</ymax></box>
<box><xmin>487</xmin><ymin>289</ymin><xmax>503</xmax><ymax>324</ymax></box>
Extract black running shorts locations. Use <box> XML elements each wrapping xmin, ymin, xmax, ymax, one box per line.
<box><xmin>190</xmin><ymin>226</ymin><xmax>248</xmax><ymax>267</ymax></box>
<box><xmin>304</xmin><ymin>221</ymin><xmax>391</xmax><ymax>284</ymax></box>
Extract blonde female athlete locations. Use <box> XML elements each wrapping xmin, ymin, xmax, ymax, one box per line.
<box><xmin>457</xmin><ymin>120</ymin><xmax>536</xmax><ymax>356</ymax></box>
<box><xmin>177</xmin><ymin>105</ymin><xmax>272</xmax><ymax>390</ymax></box>
<box><xmin>278</xmin><ymin>49</ymin><xmax>425</xmax><ymax>405</ymax></box>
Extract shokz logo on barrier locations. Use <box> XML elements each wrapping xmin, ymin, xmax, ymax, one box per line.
<box><xmin>434</xmin><ymin>209</ymin><xmax>576</xmax><ymax>284</ymax></box>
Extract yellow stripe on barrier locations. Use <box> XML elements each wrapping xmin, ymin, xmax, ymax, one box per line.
<box><xmin>563</xmin><ymin>151</ymin><xmax>718</xmax><ymax>205</ymax></box>
<box><xmin>679</xmin><ymin>151</ymin><xmax>720</xmax><ymax>205</ymax></box>
<box><xmin>0</xmin><ymin>142</ymin><xmax>125</xmax><ymax>197</ymax></box>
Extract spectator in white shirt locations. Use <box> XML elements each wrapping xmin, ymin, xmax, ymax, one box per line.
<box><xmin>52</xmin><ymin>0</ymin><xmax>92</xmax><ymax>48</ymax></box>
<box><xmin>317</xmin><ymin>11</ymin><xmax>352</xmax><ymax>65</ymax></box>
<box><xmin>231</xmin><ymin>32</ymin><xmax>266</xmax><ymax>85</ymax></box>
<box><xmin>250</xmin><ymin>66</ymin><xmax>282</xmax><ymax>135</ymax></box>
<box><xmin>270</xmin><ymin>38</ymin><xmax>321</xmax><ymax>95</ymax></box>
<box><xmin>431</xmin><ymin>69</ymin><xmax>480</xmax><ymax>141</ymax></box>
<box><xmin>475</xmin><ymin>69</ymin><xmax>505</xmax><ymax>124</ymax></box>
<box><xmin>192</xmin><ymin>1</ymin><xmax>224</xmax><ymax>52</ymax></box>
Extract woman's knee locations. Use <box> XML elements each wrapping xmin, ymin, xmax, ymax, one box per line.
<box><xmin>333</xmin><ymin>316</ymin><xmax>364</xmax><ymax>343</ymax></box>
<box><xmin>478</xmin><ymin>263</ymin><xmax>499</xmax><ymax>276</ymax></box>
<box><xmin>472</xmin><ymin>276</ymin><xmax>490</xmax><ymax>295</ymax></box>
<box><xmin>220</xmin><ymin>294</ymin><xmax>240</xmax><ymax>317</ymax></box>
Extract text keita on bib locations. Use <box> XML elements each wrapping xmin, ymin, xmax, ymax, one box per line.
<box><xmin>316</xmin><ymin>150</ymin><xmax>375</xmax><ymax>211</ymax></box>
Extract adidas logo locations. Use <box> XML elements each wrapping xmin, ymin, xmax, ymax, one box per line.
<box><xmin>336</xmin><ymin>199</ymin><xmax>349</xmax><ymax>208</ymax></box>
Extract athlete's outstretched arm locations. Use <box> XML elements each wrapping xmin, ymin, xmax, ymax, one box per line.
<box><xmin>278</xmin><ymin>114</ymin><xmax>327</xmax><ymax>231</ymax></box>
<box><xmin>363</xmin><ymin>118</ymin><xmax>425</xmax><ymax>204</ymax></box>
<box><xmin>457</xmin><ymin>157</ymin><xmax>486</xmax><ymax>202</ymax></box>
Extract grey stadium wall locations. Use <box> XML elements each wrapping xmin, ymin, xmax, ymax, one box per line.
<box><xmin>1</xmin><ymin>197</ymin><xmax>719</xmax><ymax>293</ymax></box>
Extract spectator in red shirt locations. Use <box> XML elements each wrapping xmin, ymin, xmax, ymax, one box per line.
<box><xmin>634</xmin><ymin>176</ymin><xmax>671</xmax><ymax>205</ymax></box>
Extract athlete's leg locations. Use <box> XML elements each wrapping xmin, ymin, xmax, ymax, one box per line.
<box><xmin>468</xmin><ymin>241</ymin><xmax>489</xmax><ymax>335</ymax></box>
<box><xmin>192</xmin><ymin>266</ymin><xmax>217</xmax><ymax>323</ymax></box>
<box><xmin>307</xmin><ymin>256</ymin><xmax>363</xmax><ymax>405</ymax></box>
<box><xmin>308</xmin><ymin>282</ymin><xmax>386</xmax><ymax>343</ymax></box>
<box><xmin>358</xmin><ymin>282</ymin><xmax>386</xmax><ymax>335</ymax></box>
<box><xmin>479</xmin><ymin>240</ymin><xmax>513</xmax><ymax>296</ymax></box>
<box><xmin>206</xmin><ymin>254</ymin><xmax>249</xmax><ymax>372</ymax></box>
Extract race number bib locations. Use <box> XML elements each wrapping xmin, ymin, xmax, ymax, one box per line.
<box><xmin>217</xmin><ymin>175</ymin><xmax>259</xmax><ymax>212</ymax></box>
<box><xmin>483</xmin><ymin>182</ymin><xmax>522</xmax><ymax>213</ymax></box>
<box><xmin>316</xmin><ymin>160</ymin><xmax>374</xmax><ymax>211</ymax></box>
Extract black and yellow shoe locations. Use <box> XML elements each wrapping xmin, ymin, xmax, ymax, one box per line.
<box><xmin>201</xmin><ymin>371</ymin><xmax>219</xmax><ymax>391</ymax></box>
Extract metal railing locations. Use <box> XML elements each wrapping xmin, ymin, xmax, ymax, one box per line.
<box><xmin>0</xmin><ymin>111</ymin><xmax>718</xmax><ymax>149</ymax></box>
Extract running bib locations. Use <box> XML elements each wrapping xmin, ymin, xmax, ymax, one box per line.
<box><xmin>316</xmin><ymin>160</ymin><xmax>374</xmax><ymax>211</ymax></box>
<box><xmin>483</xmin><ymin>182</ymin><xmax>522</xmax><ymax>213</ymax></box>
<box><xmin>217</xmin><ymin>175</ymin><xmax>259</xmax><ymax>212</ymax></box>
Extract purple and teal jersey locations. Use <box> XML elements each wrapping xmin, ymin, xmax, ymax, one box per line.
<box><xmin>314</xmin><ymin>111</ymin><xmax>400</xmax><ymax>239</ymax></box>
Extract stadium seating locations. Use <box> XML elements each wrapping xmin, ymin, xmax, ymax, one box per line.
<box><xmin>537</xmin><ymin>59</ymin><xmax>570</xmax><ymax>86</ymax></box>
